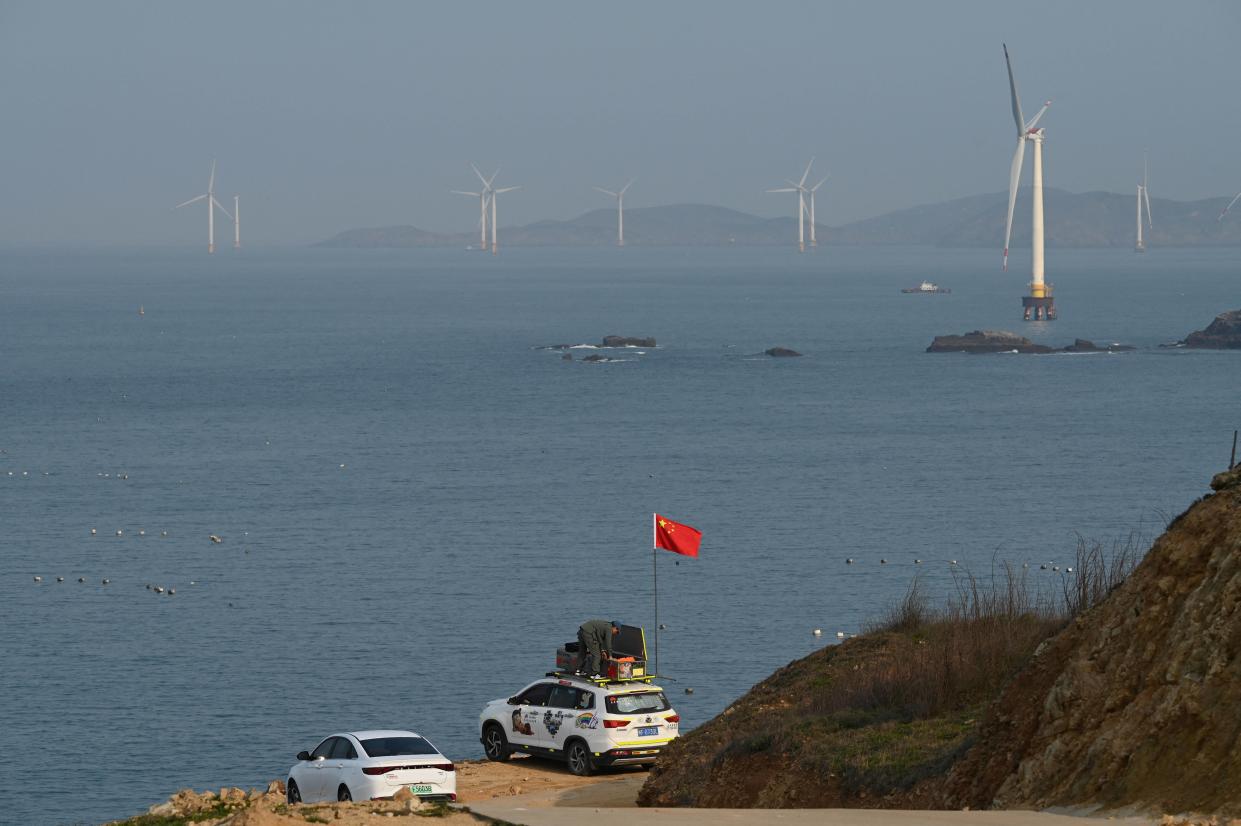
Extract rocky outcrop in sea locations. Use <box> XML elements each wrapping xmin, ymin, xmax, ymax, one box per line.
<box><xmin>927</xmin><ymin>331</ymin><xmax>1135</xmax><ymax>354</ymax></box>
<box><xmin>1182</xmin><ymin>308</ymin><xmax>1241</xmax><ymax>349</ymax></box>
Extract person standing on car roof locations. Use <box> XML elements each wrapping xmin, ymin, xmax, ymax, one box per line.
<box><xmin>576</xmin><ymin>619</ymin><xmax>619</xmax><ymax>678</ymax></box>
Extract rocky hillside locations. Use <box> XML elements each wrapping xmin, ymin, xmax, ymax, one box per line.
<box><xmin>942</xmin><ymin>464</ymin><xmax>1241</xmax><ymax>814</ymax></box>
<box><xmin>640</xmin><ymin>466</ymin><xmax>1241</xmax><ymax>815</ymax></box>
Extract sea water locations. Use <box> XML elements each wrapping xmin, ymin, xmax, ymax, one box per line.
<box><xmin>1</xmin><ymin>244</ymin><xmax>1236</xmax><ymax>824</ymax></box>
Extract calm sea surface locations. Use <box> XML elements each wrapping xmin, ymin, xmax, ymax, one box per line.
<box><xmin>2</xmin><ymin>244</ymin><xmax>1237</xmax><ymax>824</ymax></box>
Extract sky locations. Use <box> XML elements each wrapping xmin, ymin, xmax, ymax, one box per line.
<box><xmin>2</xmin><ymin>0</ymin><xmax>1239</xmax><ymax>244</ymax></box>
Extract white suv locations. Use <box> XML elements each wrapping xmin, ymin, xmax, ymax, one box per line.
<box><xmin>479</xmin><ymin>675</ymin><xmax>680</xmax><ymax>775</ymax></box>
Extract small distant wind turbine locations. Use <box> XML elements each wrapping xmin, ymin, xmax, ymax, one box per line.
<box><xmin>593</xmin><ymin>180</ymin><xmax>634</xmax><ymax>246</ymax></box>
<box><xmin>1219</xmin><ymin>189</ymin><xmax>1241</xmax><ymax>222</ymax></box>
<box><xmin>768</xmin><ymin>158</ymin><xmax>814</xmax><ymax>252</ymax></box>
<box><xmin>174</xmin><ymin>160</ymin><xmax>232</xmax><ymax>253</ymax></box>
<box><xmin>1135</xmin><ymin>154</ymin><xmax>1152</xmax><ymax>253</ymax></box>
<box><xmin>1001</xmin><ymin>44</ymin><xmax>1054</xmax><ymax>320</ymax></box>
<box><xmin>453</xmin><ymin>164</ymin><xmax>499</xmax><ymax>251</ymax></box>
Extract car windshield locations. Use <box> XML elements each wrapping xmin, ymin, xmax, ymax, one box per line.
<box><xmin>606</xmin><ymin>692</ymin><xmax>670</xmax><ymax>714</ymax></box>
<box><xmin>360</xmin><ymin>737</ymin><xmax>437</xmax><ymax>758</ymax></box>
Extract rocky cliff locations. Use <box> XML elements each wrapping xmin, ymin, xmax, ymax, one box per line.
<box><xmin>942</xmin><ymin>465</ymin><xmax>1241</xmax><ymax>815</ymax></box>
<box><xmin>1183</xmin><ymin>309</ymin><xmax>1241</xmax><ymax>349</ymax></box>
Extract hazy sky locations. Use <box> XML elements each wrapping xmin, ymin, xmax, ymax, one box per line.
<box><xmin>3</xmin><ymin>0</ymin><xmax>1239</xmax><ymax>244</ymax></box>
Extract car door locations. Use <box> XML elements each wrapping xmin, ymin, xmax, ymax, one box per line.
<box><xmin>304</xmin><ymin>737</ymin><xmax>338</xmax><ymax>801</ymax></box>
<box><xmin>508</xmin><ymin>682</ymin><xmax>551</xmax><ymax>752</ymax></box>
<box><xmin>321</xmin><ymin>736</ymin><xmax>356</xmax><ymax>800</ymax></box>
<box><xmin>544</xmin><ymin>685</ymin><xmax>591</xmax><ymax>754</ymax></box>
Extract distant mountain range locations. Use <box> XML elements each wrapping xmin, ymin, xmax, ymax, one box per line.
<box><xmin>317</xmin><ymin>189</ymin><xmax>1241</xmax><ymax>248</ymax></box>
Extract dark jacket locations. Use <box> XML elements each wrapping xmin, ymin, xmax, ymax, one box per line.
<box><xmin>578</xmin><ymin>619</ymin><xmax>614</xmax><ymax>654</ymax></box>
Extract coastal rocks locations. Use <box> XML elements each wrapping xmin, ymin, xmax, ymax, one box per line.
<box><xmin>601</xmin><ymin>335</ymin><xmax>656</xmax><ymax>348</ymax></box>
<box><xmin>764</xmin><ymin>347</ymin><xmax>803</xmax><ymax>357</ymax></box>
<box><xmin>927</xmin><ymin>330</ymin><xmax>1051</xmax><ymax>354</ymax></box>
<box><xmin>927</xmin><ymin>331</ymin><xmax>1135</xmax><ymax>354</ymax></box>
<box><xmin>581</xmin><ymin>354</ymin><xmax>620</xmax><ymax>363</ymax></box>
<box><xmin>1183</xmin><ymin>308</ymin><xmax>1241</xmax><ymax>349</ymax></box>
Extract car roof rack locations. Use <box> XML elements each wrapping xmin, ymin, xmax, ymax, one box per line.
<box><xmin>545</xmin><ymin>670</ymin><xmax>658</xmax><ymax>686</ymax></box>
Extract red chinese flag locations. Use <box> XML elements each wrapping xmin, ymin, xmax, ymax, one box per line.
<box><xmin>654</xmin><ymin>514</ymin><xmax>702</xmax><ymax>558</ymax></box>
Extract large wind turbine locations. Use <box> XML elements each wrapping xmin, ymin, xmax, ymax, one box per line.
<box><xmin>768</xmin><ymin>158</ymin><xmax>814</xmax><ymax>252</ymax></box>
<box><xmin>175</xmin><ymin>160</ymin><xmax>233</xmax><ymax>253</ymax></box>
<box><xmin>489</xmin><ymin>179</ymin><xmax>520</xmax><ymax>255</ymax></box>
<box><xmin>1135</xmin><ymin>154</ymin><xmax>1152</xmax><ymax>253</ymax></box>
<box><xmin>593</xmin><ymin>180</ymin><xmax>634</xmax><ymax>246</ymax></box>
<box><xmin>1001</xmin><ymin>45</ymin><xmax>1055</xmax><ymax>320</ymax></box>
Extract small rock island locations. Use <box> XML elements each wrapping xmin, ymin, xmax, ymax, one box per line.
<box><xmin>1181</xmin><ymin>309</ymin><xmax>1241</xmax><ymax>349</ymax></box>
<box><xmin>927</xmin><ymin>331</ymin><xmax>1134</xmax><ymax>354</ymax></box>
<box><xmin>765</xmin><ymin>347</ymin><xmax>803</xmax><ymax>357</ymax></box>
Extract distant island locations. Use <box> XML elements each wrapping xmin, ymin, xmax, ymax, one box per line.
<box><xmin>317</xmin><ymin>189</ymin><xmax>1241</xmax><ymax>248</ymax></box>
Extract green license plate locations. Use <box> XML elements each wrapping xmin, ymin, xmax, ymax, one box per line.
<box><xmin>409</xmin><ymin>784</ymin><xmax>433</xmax><ymax>794</ymax></box>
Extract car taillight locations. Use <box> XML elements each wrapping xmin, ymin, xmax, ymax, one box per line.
<box><xmin>363</xmin><ymin>766</ymin><xmax>395</xmax><ymax>775</ymax></box>
<box><xmin>603</xmin><ymin>719</ymin><xmax>629</xmax><ymax>728</ymax></box>
<box><xmin>665</xmin><ymin>714</ymin><xmax>680</xmax><ymax>723</ymax></box>
<box><xmin>433</xmin><ymin>763</ymin><xmax>455</xmax><ymax>772</ymax></box>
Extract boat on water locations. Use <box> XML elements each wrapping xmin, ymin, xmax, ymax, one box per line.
<box><xmin>901</xmin><ymin>281</ymin><xmax>951</xmax><ymax>294</ymax></box>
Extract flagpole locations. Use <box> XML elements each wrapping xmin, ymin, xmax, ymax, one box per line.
<box><xmin>652</xmin><ymin>512</ymin><xmax>659</xmax><ymax>678</ymax></box>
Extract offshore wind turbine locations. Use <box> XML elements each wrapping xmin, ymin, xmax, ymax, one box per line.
<box><xmin>1001</xmin><ymin>44</ymin><xmax>1055</xmax><ymax>320</ymax></box>
<box><xmin>1135</xmin><ymin>154</ymin><xmax>1152</xmax><ymax>253</ymax></box>
<box><xmin>488</xmin><ymin>178</ymin><xmax>520</xmax><ymax>255</ymax></box>
<box><xmin>233</xmin><ymin>195</ymin><xmax>241</xmax><ymax>249</ymax></box>
<box><xmin>174</xmin><ymin>160</ymin><xmax>233</xmax><ymax>253</ymax></box>
<box><xmin>768</xmin><ymin>158</ymin><xmax>814</xmax><ymax>252</ymax></box>
<box><xmin>593</xmin><ymin>179</ymin><xmax>634</xmax><ymax>246</ymax></box>
<box><xmin>452</xmin><ymin>165</ymin><xmax>498</xmax><ymax>250</ymax></box>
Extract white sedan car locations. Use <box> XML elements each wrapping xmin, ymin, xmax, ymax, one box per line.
<box><xmin>286</xmin><ymin>730</ymin><xmax>456</xmax><ymax>803</ymax></box>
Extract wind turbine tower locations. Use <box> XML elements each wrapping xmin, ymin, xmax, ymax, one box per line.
<box><xmin>593</xmin><ymin>180</ymin><xmax>634</xmax><ymax>246</ymax></box>
<box><xmin>453</xmin><ymin>165</ymin><xmax>499</xmax><ymax>251</ymax></box>
<box><xmin>489</xmin><ymin>178</ymin><xmax>520</xmax><ymax>255</ymax></box>
<box><xmin>808</xmin><ymin>174</ymin><xmax>828</xmax><ymax>248</ymax></box>
<box><xmin>1135</xmin><ymin>154</ymin><xmax>1152</xmax><ymax>253</ymax></box>
<box><xmin>768</xmin><ymin>158</ymin><xmax>814</xmax><ymax>252</ymax></box>
<box><xmin>1002</xmin><ymin>45</ymin><xmax>1055</xmax><ymax>320</ymax></box>
<box><xmin>233</xmin><ymin>195</ymin><xmax>241</xmax><ymax>249</ymax></box>
<box><xmin>175</xmin><ymin>160</ymin><xmax>233</xmax><ymax>253</ymax></box>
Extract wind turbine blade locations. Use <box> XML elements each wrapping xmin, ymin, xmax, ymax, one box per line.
<box><xmin>810</xmin><ymin>175</ymin><xmax>829</xmax><ymax>192</ymax></box>
<box><xmin>471</xmin><ymin>163</ymin><xmax>488</xmax><ymax>187</ymax></box>
<box><xmin>1003</xmin><ymin>138</ymin><xmax>1027</xmax><ymax>271</ymax></box>
<box><xmin>1143</xmin><ymin>185</ymin><xmax>1153</xmax><ymax>227</ymax></box>
<box><xmin>798</xmin><ymin>157</ymin><xmax>814</xmax><ymax>188</ymax></box>
<box><xmin>1025</xmin><ymin>100</ymin><xmax>1051</xmax><ymax>130</ymax></box>
<box><xmin>593</xmin><ymin>186</ymin><xmax>618</xmax><ymax>197</ymax></box>
<box><xmin>174</xmin><ymin>193</ymin><xmax>207</xmax><ymax>209</ymax></box>
<box><xmin>486</xmin><ymin>168</ymin><xmax>500</xmax><ymax>188</ymax></box>
<box><xmin>211</xmin><ymin>197</ymin><xmax>233</xmax><ymax>220</ymax></box>
<box><xmin>494</xmin><ymin>186</ymin><xmax>520</xmax><ymax>194</ymax></box>
<box><xmin>451</xmin><ymin>190</ymin><xmax>482</xmax><ymax>197</ymax></box>
<box><xmin>620</xmin><ymin>179</ymin><xmax>634</xmax><ymax>195</ymax></box>
<box><xmin>1220</xmin><ymin>190</ymin><xmax>1241</xmax><ymax>221</ymax></box>
<box><xmin>767</xmin><ymin>187</ymin><xmax>798</xmax><ymax>193</ymax></box>
<box><xmin>208</xmin><ymin>159</ymin><xmax>216</xmax><ymax>193</ymax></box>
<box><xmin>1003</xmin><ymin>44</ymin><xmax>1026</xmax><ymax>138</ymax></box>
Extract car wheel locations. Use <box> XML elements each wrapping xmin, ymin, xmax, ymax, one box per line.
<box><xmin>337</xmin><ymin>784</ymin><xmax>352</xmax><ymax>802</ymax></box>
<box><xmin>482</xmin><ymin>724</ymin><xmax>511</xmax><ymax>762</ymax></box>
<box><xmin>566</xmin><ymin>740</ymin><xmax>594</xmax><ymax>777</ymax></box>
<box><xmin>286</xmin><ymin>779</ymin><xmax>301</xmax><ymax>804</ymax></box>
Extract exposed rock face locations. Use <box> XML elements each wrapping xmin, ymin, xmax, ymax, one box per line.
<box><xmin>602</xmin><ymin>335</ymin><xmax>656</xmax><ymax>348</ymax></box>
<box><xmin>1062</xmin><ymin>338</ymin><xmax>1135</xmax><ymax>353</ymax></box>
<box><xmin>765</xmin><ymin>347</ymin><xmax>803</xmax><ymax>357</ymax></box>
<box><xmin>1183</xmin><ymin>309</ymin><xmax>1241</xmax><ymax>349</ymax></box>
<box><xmin>926</xmin><ymin>330</ymin><xmax>1052</xmax><ymax>354</ymax></box>
<box><xmin>942</xmin><ymin>468</ymin><xmax>1241</xmax><ymax>815</ymax></box>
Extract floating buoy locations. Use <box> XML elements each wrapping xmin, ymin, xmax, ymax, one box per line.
<box><xmin>1066</xmin><ymin>567</ymin><xmax>1074</xmax><ymax>573</ymax></box>
<box><xmin>846</xmin><ymin>558</ymin><xmax>854</xmax><ymax>564</ymax></box>
<box><xmin>154</xmin><ymin>586</ymin><xmax>164</xmax><ymax>594</ymax></box>
<box><xmin>914</xmin><ymin>559</ymin><xmax>922</xmax><ymax>564</ymax></box>
<box><xmin>1040</xmin><ymin>564</ymin><xmax>1047</xmax><ymax>570</ymax></box>
<box><xmin>161</xmin><ymin>531</ymin><xmax>168</xmax><ymax>537</ymax></box>
<box><xmin>56</xmin><ymin>576</ymin><xmax>64</xmax><ymax>582</ymax></box>
<box><xmin>880</xmin><ymin>558</ymin><xmax>887</xmax><ymax>564</ymax></box>
<box><xmin>168</xmin><ymin>588</ymin><xmax>175</xmax><ymax>595</ymax></box>
<box><xmin>1052</xmin><ymin>566</ymin><xmax>1060</xmax><ymax>572</ymax></box>
<box><xmin>836</xmin><ymin>631</ymin><xmax>846</xmax><ymax>638</ymax></box>
<box><xmin>138</xmin><ymin>529</ymin><xmax>145</xmax><ymax>537</ymax></box>
<box><xmin>339</xmin><ymin>464</ymin><xmax>346</xmax><ymax>469</ymax></box>
<box><xmin>33</xmin><ymin>575</ymin><xmax>42</xmax><ymax>582</ymax></box>
<box><xmin>145</xmin><ymin>584</ymin><xmax>151</xmax><ymax>590</ymax></box>
<box><xmin>90</xmin><ymin>528</ymin><xmax>97</xmax><ymax>536</ymax></box>
<box><xmin>684</xmin><ymin>687</ymin><xmax>694</xmax><ymax>695</ymax></box>
<box><xmin>658</xmin><ymin>623</ymin><xmax>668</xmax><ymax>630</ymax></box>
<box><xmin>102</xmin><ymin>578</ymin><xmax>110</xmax><ymax>585</ymax></box>
<box><xmin>209</xmin><ymin>534</ymin><xmax>222</xmax><ymax>544</ymax></box>
<box><xmin>79</xmin><ymin>577</ymin><xmax>86</xmax><ymax>583</ymax></box>
<box><xmin>949</xmin><ymin>560</ymin><xmax>958</xmax><ymax>565</ymax></box>
<box><xmin>116</xmin><ymin>529</ymin><xmax>123</xmax><ymax>536</ymax></box>
<box><xmin>812</xmin><ymin>628</ymin><xmax>822</xmax><ymax>636</ymax></box>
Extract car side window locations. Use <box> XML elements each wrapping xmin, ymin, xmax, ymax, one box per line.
<box><xmin>516</xmin><ymin>683</ymin><xmax>552</xmax><ymax>707</ymax></box>
<box><xmin>548</xmin><ymin>686</ymin><xmax>578</xmax><ymax>709</ymax></box>
<box><xmin>311</xmin><ymin>737</ymin><xmax>336</xmax><ymax>759</ymax></box>
<box><xmin>331</xmin><ymin>738</ymin><xmax>356</xmax><ymax>759</ymax></box>
<box><xmin>575</xmin><ymin>689</ymin><xmax>595</xmax><ymax>710</ymax></box>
